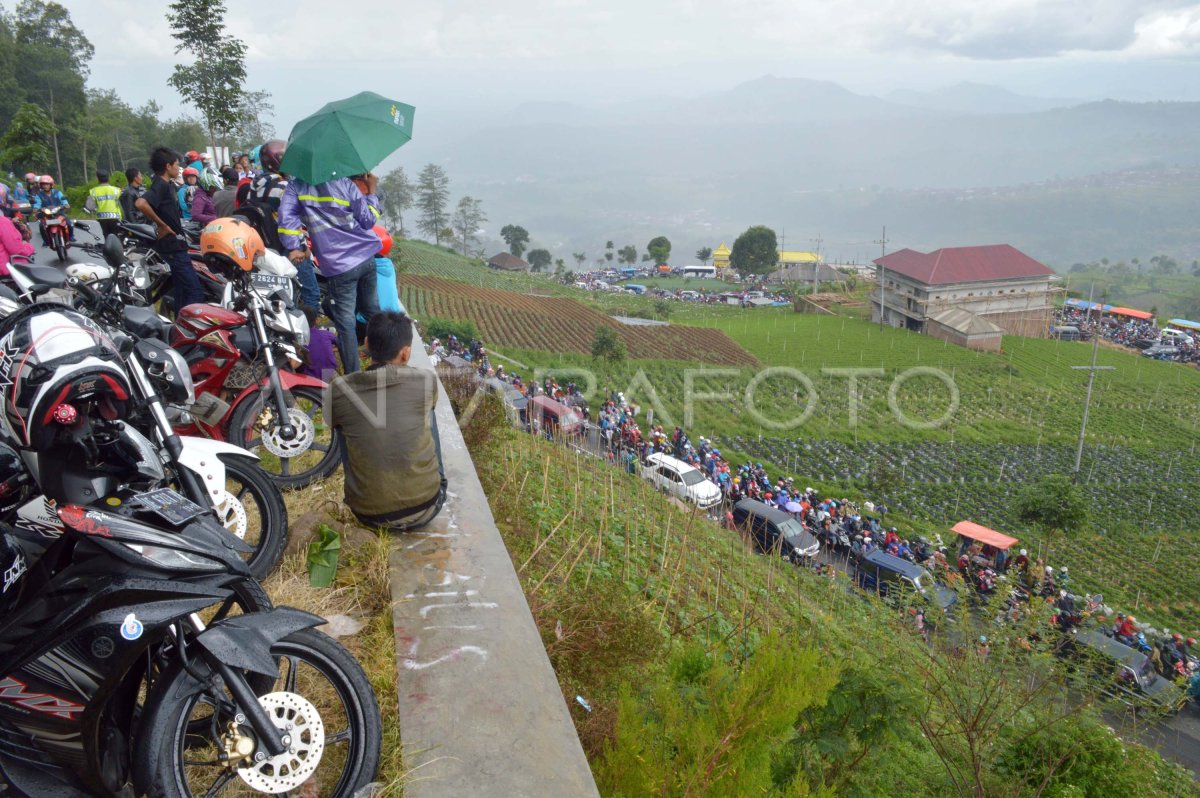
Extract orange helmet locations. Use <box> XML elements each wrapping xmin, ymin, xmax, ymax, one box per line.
<box><xmin>182</xmin><ymin>167</ymin><xmax>199</xmax><ymax>180</ymax></box>
<box><xmin>372</xmin><ymin>224</ymin><xmax>393</xmax><ymax>256</ymax></box>
<box><xmin>199</xmin><ymin>217</ymin><xmax>265</xmax><ymax>275</ymax></box>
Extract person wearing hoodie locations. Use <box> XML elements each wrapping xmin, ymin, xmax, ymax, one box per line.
<box><xmin>0</xmin><ymin>213</ymin><xmax>35</xmax><ymax>277</ymax></box>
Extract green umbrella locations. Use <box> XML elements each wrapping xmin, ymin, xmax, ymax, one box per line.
<box><xmin>279</xmin><ymin>91</ymin><xmax>415</xmax><ymax>185</ymax></box>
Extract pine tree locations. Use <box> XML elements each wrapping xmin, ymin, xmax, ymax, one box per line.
<box><xmin>415</xmin><ymin>163</ymin><xmax>450</xmax><ymax>245</ymax></box>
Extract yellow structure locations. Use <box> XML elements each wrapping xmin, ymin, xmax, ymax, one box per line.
<box><xmin>778</xmin><ymin>250</ymin><xmax>822</xmax><ymax>267</ymax></box>
<box><xmin>712</xmin><ymin>242</ymin><xmax>731</xmax><ymax>271</ymax></box>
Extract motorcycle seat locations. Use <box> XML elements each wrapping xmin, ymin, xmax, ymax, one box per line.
<box><xmin>119</xmin><ymin>222</ymin><xmax>159</xmax><ymax>242</ymax></box>
<box><xmin>122</xmin><ymin>305</ymin><xmax>170</xmax><ymax>343</ymax></box>
<box><xmin>9</xmin><ymin>263</ymin><xmax>67</xmax><ymax>288</ymax></box>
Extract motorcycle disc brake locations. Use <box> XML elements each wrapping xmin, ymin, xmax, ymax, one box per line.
<box><xmin>212</xmin><ymin>489</ymin><xmax>248</xmax><ymax>539</ymax></box>
<box><xmin>235</xmin><ymin>691</ymin><xmax>325</xmax><ymax>792</ymax></box>
<box><xmin>260</xmin><ymin>407</ymin><xmax>316</xmax><ymax>460</ymax></box>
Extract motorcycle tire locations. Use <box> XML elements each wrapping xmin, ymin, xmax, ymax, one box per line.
<box><xmin>54</xmin><ymin>237</ymin><xmax>67</xmax><ymax>262</ymax></box>
<box><xmin>139</xmin><ymin>628</ymin><xmax>382</xmax><ymax>798</ymax></box>
<box><xmin>228</xmin><ymin>383</ymin><xmax>345</xmax><ymax>490</ymax></box>
<box><xmin>214</xmin><ymin>456</ymin><xmax>290</xmax><ymax>580</ymax></box>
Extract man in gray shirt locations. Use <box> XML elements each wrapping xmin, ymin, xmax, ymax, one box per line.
<box><xmin>328</xmin><ymin>312</ymin><xmax>446</xmax><ymax>530</ymax></box>
<box><xmin>212</xmin><ymin>167</ymin><xmax>239</xmax><ymax>218</ymax></box>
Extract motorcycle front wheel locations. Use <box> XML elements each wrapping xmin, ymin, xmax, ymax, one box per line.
<box><xmin>228</xmin><ymin>384</ymin><xmax>344</xmax><ymax>489</ymax></box>
<box><xmin>211</xmin><ymin>455</ymin><xmax>289</xmax><ymax>580</ymax></box>
<box><xmin>54</xmin><ymin>236</ymin><xmax>67</xmax><ymax>262</ymax></box>
<box><xmin>140</xmin><ymin>628</ymin><xmax>382</xmax><ymax>798</ymax></box>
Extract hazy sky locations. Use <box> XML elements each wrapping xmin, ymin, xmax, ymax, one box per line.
<box><xmin>59</xmin><ymin>0</ymin><xmax>1200</xmax><ymax>138</ymax></box>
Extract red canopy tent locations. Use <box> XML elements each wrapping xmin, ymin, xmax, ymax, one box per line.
<box><xmin>1107</xmin><ymin>306</ymin><xmax>1154</xmax><ymax>321</ymax></box>
<box><xmin>952</xmin><ymin>520</ymin><xmax>1018</xmax><ymax>550</ymax></box>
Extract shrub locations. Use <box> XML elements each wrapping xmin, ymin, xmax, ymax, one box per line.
<box><xmin>591</xmin><ymin>326</ymin><xmax>626</xmax><ymax>362</ymax></box>
<box><xmin>422</xmin><ymin>316</ymin><xmax>477</xmax><ymax>342</ymax></box>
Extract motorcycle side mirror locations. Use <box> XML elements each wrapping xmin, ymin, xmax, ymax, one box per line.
<box><xmin>74</xmin><ymin>220</ymin><xmax>91</xmax><ymax>231</ymax></box>
<box><xmin>102</xmin><ymin>233</ymin><xmax>126</xmax><ymax>268</ymax></box>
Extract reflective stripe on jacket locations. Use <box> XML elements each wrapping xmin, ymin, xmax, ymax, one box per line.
<box><xmin>89</xmin><ymin>184</ymin><xmax>122</xmax><ymax>219</ymax></box>
<box><xmin>277</xmin><ymin>178</ymin><xmax>380</xmax><ymax>277</ymax></box>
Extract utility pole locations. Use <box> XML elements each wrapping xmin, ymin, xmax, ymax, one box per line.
<box><xmin>811</xmin><ymin>233</ymin><xmax>824</xmax><ymax>295</ymax></box>
<box><xmin>875</xmin><ymin>226</ymin><xmax>888</xmax><ymax>330</ymax></box>
<box><xmin>1071</xmin><ymin>283</ymin><xmax>1115</xmax><ymax>482</ymax></box>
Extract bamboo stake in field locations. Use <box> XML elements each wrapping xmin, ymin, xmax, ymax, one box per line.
<box><xmin>519</xmin><ymin>510</ymin><xmax>575</xmax><ymax>574</ymax></box>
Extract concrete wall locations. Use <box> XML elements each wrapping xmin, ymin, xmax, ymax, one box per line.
<box><xmin>926</xmin><ymin>320</ymin><xmax>1003</xmax><ymax>351</ymax></box>
<box><xmin>389</xmin><ymin>339</ymin><xmax>600</xmax><ymax>797</ymax></box>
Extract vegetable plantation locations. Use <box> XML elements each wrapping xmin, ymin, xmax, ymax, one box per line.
<box><xmin>722</xmin><ymin>436</ymin><xmax>1200</xmax><ymax>633</ymax></box>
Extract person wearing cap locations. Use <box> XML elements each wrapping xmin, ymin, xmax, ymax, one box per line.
<box><xmin>1013</xmin><ymin>548</ymin><xmax>1029</xmax><ymax>573</ymax></box>
<box><xmin>85</xmin><ymin>170</ymin><xmax>123</xmax><ymax>237</ymax></box>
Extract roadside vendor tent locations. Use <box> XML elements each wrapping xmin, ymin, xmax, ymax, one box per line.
<box><xmin>952</xmin><ymin>520</ymin><xmax>1018</xmax><ymax>550</ymax></box>
<box><xmin>1106</xmin><ymin>306</ymin><xmax>1154</xmax><ymax>321</ymax></box>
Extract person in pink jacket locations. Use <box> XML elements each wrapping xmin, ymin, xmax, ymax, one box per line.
<box><xmin>0</xmin><ymin>214</ymin><xmax>34</xmax><ymax>277</ymax></box>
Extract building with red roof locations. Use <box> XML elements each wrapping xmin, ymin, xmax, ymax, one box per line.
<box><xmin>871</xmin><ymin>244</ymin><xmax>1059</xmax><ymax>339</ymax></box>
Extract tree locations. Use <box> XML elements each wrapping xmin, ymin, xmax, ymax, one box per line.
<box><xmin>527</xmin><ymin>248</ymin><xmax>552</xmax><ymax>272</ymax></box>
<box><xmin>1015</xmin><ymin>475</ymin><xmax>1088</xmax><ymax>557</ymax></box>
<box><xmin>452</xmin><ymin>195</ymin><xmax>487</xmax><ymax>256</ymax></box>
<box><xmin>165</xmin><ymin>0</ymin><xmax>248</xmax><ymax>155</ymax></box>
<box><xmin>730</xmin><ymin>225</ymin><xmax>779</xmax><ymax>276</ymax></box>
<box><xmin>500</xmin><ymin>224</ymin><xmax>530</xmax><ymax>258</ymax></box>
<box><xmin>605</xmin><ymin>240</ymin><xmax>614</xmax><ymax>264</ymax></box>
<box><xmin>378</xmin><ymin>165</ymin><xmax>414</xmax><ymax>236</ymax></box>
<box><xmin>617</xmin><ymin>245</ymin><xmax>637</xmax><ymax>265</ymax></box>
<box><xmin>696</xmin><ymin>246</ymin><xmax>713</xmax><ymax>266</ymax></box>
<box><xmin>572</xmin><ymin>251</ymin><xmax>587</xmax><ymax>270</ymax></box>
<box><xmin>646</xmin><ymin>235</ymin><xmax>671</xmax><ymax>265</ymax></box>
<box><xmin>554</xmin><ymin>257</ymin><xmax>565</xmax><ymax>274</ymax></box>
<box><xmin>231</xmin><ymin>89</ymin><xmax>275</xmax><ymax>154</ymax></box>
<box><xmin>415</xmin><ymin>163</ymin><xmax>451</xmax><ymax>245</ymax></box>
<box><xmin>0</xmin><ymin>102</ymin><xmax>55</xmax><ymax>173</ymax></box>
<box><xmin>591</xmin><ymin>326</ymin><xmax>626</xmax><ymax>363</ymax></box>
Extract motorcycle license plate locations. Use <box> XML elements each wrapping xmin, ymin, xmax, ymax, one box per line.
<box><xmin>252</xmin><ymin>273</ymin><xmax>293</xmax><ymax>302</ymax></box>
<box><xmin>132</xmin><ymin>487</ymin><xmax>206</xmax><ymax>526</ymax></box>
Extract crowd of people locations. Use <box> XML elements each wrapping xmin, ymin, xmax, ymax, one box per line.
<box><xmin>1054</xmin><ymin>305</ymin><xmax>1199</xmax><ymax>361</ymax></box>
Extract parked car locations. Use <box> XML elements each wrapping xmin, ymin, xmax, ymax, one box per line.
<box><xmin>642</xmin><ymin>453</ymin><xmax>722</xmax><ymax>510</ymax></box>
<box><xmin>1143</xmin><ymin>344</ymin><xmax>1179</xmax><ymax>360</ymax></box>
<box><xmin>1160</xmin><ymin>329</ymin><xmax>1194</xmax><ymax>346</ymax></box>
<box><xmin>1049</xmin><ymin>325</ymin><xmax>1081</xmax><ymax>341</ymax></box>
<box><xmin>731</xmin><ymin>498</ymin><xmax>820</xmax><ymax>561</ymax></box>
<box><xmin>1070</xmin><ymin>630</ymin><xmax>1184</xmax><ymax>711</ymax></box>
<box><xmin>527</xmin><ymin>395</ymin><xmax>584</xmax><ymax>437</ymax></box>
<box><xmin>853</xmin><ymin>550</ymin><xmax>957</xmax><ymax>611</ymax></box>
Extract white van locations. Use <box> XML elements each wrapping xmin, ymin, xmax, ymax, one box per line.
<box><xmin>641</xmin><ymin>452</ymin><xmax>723</xmax><ymax>510</ymax></box>
<box><xmin>1161</xmin><ymin>329</ymin><xmax>1194</xmax><ymax>346</ymax></box>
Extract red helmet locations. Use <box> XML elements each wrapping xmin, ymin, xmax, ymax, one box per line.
<box><xmin>182</xmin><ymin>167</ymin><xmax>199</xmax><ymax>179</ymax></box>
<box><xmin>372</xmin><ymin>224</ymin><xmax>393</xmax><ymax>256</ymax></box>
<box><xmin>186</xmin><ymin>150</ymin><xmax>200</xmax><ymax>162</ymax></box>
<box><xmin>1189</xmin><ymin>638</ymin><xmax>1197</xmax><ymax>646</ymax></box>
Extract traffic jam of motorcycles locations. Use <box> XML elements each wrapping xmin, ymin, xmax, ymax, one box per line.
<box><xmin>0</xmin><ymin>138</ymin><xmax>390</xmax><ymax>796</ymax></box>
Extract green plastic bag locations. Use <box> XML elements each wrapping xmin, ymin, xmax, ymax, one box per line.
<box><xmin>308</xmin><ymin>524</ymin><xmax>342</xmax><ymax>587</ymax></box>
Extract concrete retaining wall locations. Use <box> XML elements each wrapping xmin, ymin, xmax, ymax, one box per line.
<box><xmin>388</xmin><ymin>338</ymin><xmax>599</xmax><ymax>797</ymax></box>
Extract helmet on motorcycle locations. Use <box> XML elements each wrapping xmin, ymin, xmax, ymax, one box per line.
<box><xmin>182</xmin><ymin>167</ymin><xmax>200</xmax><ymax>182</ymax></box>
<box><xmin>186</xmin><ymin>150</ymin><xmax>200</xmax><ymax>162</ymax></box>
<box><xmin>0</xmin><ymin>307</ymin><xmax>129</xmax><ymax>451</ymax></box>
<box><xmin>38</xmin><ymin>175</ymin><xmax>53</xmax><ymax>187</ymax></box>
<box><xmin>199</xmin><ymin>217</ymin><xmax>265</xmax><ymax>275</ymax></box>
<box><xmin>373</xmin><ymin>224</ymin><xmax>393</xmax><ymax>257</ymax></box>
<box><xmin>259</xmin><ymin>139</ymin><xmax>287</xmax><ymax>173</ymax></box>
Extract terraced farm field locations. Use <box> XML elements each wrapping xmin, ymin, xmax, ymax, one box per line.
<box><xmin>399</xmin><ymin>275</ymin><xmax>757</xmax><ymax>367</ymax></box>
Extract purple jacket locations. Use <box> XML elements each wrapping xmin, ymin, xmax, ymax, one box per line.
<box><xmin>191</xmin><ymin>190</ymin><xmax>217</xmax><ymax>226</ymax></box>
<box><xmin>277</xmin><ymin>178</ymin><xmax>380</xmax><ymax>277</ymax></box>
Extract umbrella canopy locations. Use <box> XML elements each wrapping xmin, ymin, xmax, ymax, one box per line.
<box><xmin>279</xmin><ymin>91</ymin><xmax>415</xmax><ymax>185</ymax></box>
<box><xmin>785</xmin><ymin>501</ymin><xmax>803</xmax><ymax>513</ymax></box>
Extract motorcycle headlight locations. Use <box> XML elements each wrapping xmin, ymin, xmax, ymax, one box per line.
<box><xmin>131</xmin><ymin>263</ymin><xmax>150</xmax><ymax>290</ymax></box>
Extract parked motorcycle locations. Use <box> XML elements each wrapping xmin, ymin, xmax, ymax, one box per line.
<box><xmin>0</xmin><ymin>260</ymin><xmax>288</xmax><ymax>579</ymax></box>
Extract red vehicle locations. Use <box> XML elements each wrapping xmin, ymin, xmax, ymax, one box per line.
<box><xmin>37</xmin><ymin>205</ymin><xmax>71</xmax><ymax>261</ymax></box>
<box><xmin>169</xmin><ymin>295</ymin><xmax>341</xmax><ymax>489</ymax></box>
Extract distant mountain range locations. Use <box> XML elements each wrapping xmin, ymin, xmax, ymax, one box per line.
<box><xmin>430</xmin><ymin>76</ymin><xmax>1200</xmax><ymax>267</ymax></box>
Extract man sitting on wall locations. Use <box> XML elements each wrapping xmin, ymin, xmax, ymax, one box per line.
<box><xmin>329</xmin><ymin>312</ymin><xmax>447</xmax><ymax>530</ymax></box>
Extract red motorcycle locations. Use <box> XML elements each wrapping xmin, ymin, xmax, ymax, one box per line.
<box><xmin>37</xmin><ymin>206</ymin><xmax>71</xmax><ymax>261</ymax></box>
<box><xmin>169</xmin><ymin>268</ymin><xmax>343</xmax><ymax>488</ymax></box>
